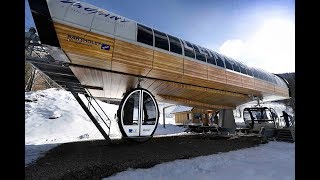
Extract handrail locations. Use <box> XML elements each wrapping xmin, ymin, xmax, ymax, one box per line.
<box><xmin>84</xmin><ymin>89</ymin><xmax>112</xmax><ymax>135</ymax></box>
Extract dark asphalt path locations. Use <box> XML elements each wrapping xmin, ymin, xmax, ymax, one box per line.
<box><xmin>25</xmin><ymin>134</ymin><xmax>266</xmax><ymax>180</ymax></box>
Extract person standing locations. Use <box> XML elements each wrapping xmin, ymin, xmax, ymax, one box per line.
<box><xmin>281</xmin><ymin>111</ymin><xmax>290</xmax><ymax>128</ymax></box>
<box><xmin>213</xmin><ymin>112</ymin><xmax>219</xmax><ymax>125</ymax></box>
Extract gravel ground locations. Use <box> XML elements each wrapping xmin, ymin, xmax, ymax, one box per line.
<box><xmin>25</xmin><ymin>134</ymin><xmax>266</xmax><ymax>180</ymax></box>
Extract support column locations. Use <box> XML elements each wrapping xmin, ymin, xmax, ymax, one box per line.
<box><xmin>162</xmin><ymin>105</ymin><xmax>175</xmax><ymax>128</ymax></box>
<box><xmin>218</xmin><ymin>109</ymin><xmax>236</xmax><ymax>134</ymax></box>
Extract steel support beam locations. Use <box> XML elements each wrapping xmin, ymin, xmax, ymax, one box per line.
<box><xmin>67</xmin><ymin>84</ymin><xmax>111</xmax><ymax>142</ymax></box>
<box><xmin>162</xmin><ymin>105</ymin><xmax>175</xmax><ymax>128</ymax></box>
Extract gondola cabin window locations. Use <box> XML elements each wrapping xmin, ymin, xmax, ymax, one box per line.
<box><xmin>193</xmin><ymin>44</ymin><xmax>206</xmax><ymax>62</ymax></box>
<box><xmin>247</xmin><ymin>68</ymin><xmax>253</xmax><ymax>77</ymax></box>
<box><xmin>207</xmin><ymin>56</ymin><xmax>217</xmax><ymax>65</ymax></box>
<box><xmin>239</xmin><ymin>65</ymin><xmax>248</xmax><ymax>75</ymax></box>
<box><xmin>183</xmin><ymin>40</ymin><xmax>196</xmax><ymax>59</ymax></box>
<box><xmin>206</xmin><ymin>49</ymin><xmax>217</xmax><ymax>65</ymax></box>
<box><xmin>232</xmin><ymin>62</ymin><xmax>241</xmax><ymax>73</ymax></box>
<box><xmin>154</xmin><ymin>29</ymin><xmax>169</xmax><ymax>51</ymax></box>
<box><xmin>252</xmin><ymin>69</ymin><xmax>260</xmax><ymax>79</ymax></box>
<box><xmin>137</xmin><ymin>24</ymin><xmax>154</xmax><ymax>46</ymax></box>
<box><xmin>214</xmin><ymin>53</ymin><xmax>226</xmax><ymax>68</ymax></box>
<box><xmin>224</xmin><ymin>58</ymin><xmax>234</xmax><ymax>70</ymax></box>
<box><xmin>168</xmin><ymin>35</ymin><xmax>183</xmax><ymax>55</ymax></box>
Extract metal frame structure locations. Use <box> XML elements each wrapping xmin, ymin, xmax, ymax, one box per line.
<box><xmin>68</xmin><ymin>85</ymin><xmax>111</xmax><ymax>142</ymax></box>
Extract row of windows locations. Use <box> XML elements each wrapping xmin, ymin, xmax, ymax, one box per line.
<box><xmin>136</xmin><ymin>23</ymin><xmax>285</xmax><ymax>87</ymax></box>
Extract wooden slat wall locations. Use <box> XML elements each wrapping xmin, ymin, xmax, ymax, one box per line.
<box><xmin>174</xmin><ymin>113</ymin><xmax>189</xmax><ymax>124</ymax></box>
<box><xmin>264</xmin><ymin>82</ymin><xmax>275</xmax><ymax>93</ymax></box>
<box><xmin>254</xmin><ymin>79</ymin><xmax>276</xmax><ymax>94</ymax></box>
<box><xmin>70</xmin><ymin>66</ymin><xmax>106</xmax><ymax>98</ymax></box>
<box><xmin>183</xmin><ymin>60</ymin><xmax>207</xmax><ymax>79</ymax></box>
<box><xmin>66</xmin><ymin>53</ymin><xmax>111</xmax><ymax>70</ymax></box>
<box><xmin>147</xmin><ymin>51</ymin><xmax>183</xmax><ymax>81</ymax></box>
<box><xmin>99</xmin><ymin>71</ymin><xmax>112</xmax><ymax>98</ymax></box>
<box><xmin>56</xmin><ymin>23</ymin><xmax>289</xmax><ymax>103</ymax></box>
<box><xmin>207</xmin><ymin>66</ymin><xmax>226</xmax><ymax>83</ymax></box>
<box><xmin>112</xmin><ymin>39</ymin><xmax>153</xmax><ymax>76</ymax></box>
<box><xmin>70</xmin><ymin>66</ymin><xmax>104</xmax><ymax>87</ymax></box>
<box><xmin>110</xmin><ymin>73</ymin><xmax>138</xmax><ymax>99</ymax></box>
<box><xmin>275</xmin><ymin>86</ymin><xmax>289</xmax><ymax>97</ymax></box>
<box><xmin>87</xmin><ymin>89</ymin><xmax>105</xmax><ymax>98</ymax></box>
<box><xmin>152</xmin><ymin>80</ymin><xmax>250</xmax><ymax>108</ymax></box>
<box><xmin>179</xmin><ymin>60</ymin><xmax>208</xmax><ymax>87</ymax></box>
<box><xmin>242</xmin><ymin>76</ymin><xmax>255</xmax><ymax>90</ymax></box>
<box><xmin>157</xmin><ymin>94</ymin><xmax>235</xmax><ymax>110</ymax></box>
<box><xmin>54</xmin><ymin>22</ymin><xmax>113</xmax><ymax>70</ymax></box>
<box><xmin>207</xmin><ymin>66</ymin><xmax>226</xmax><ymax>90</ymax></box>
<box><xmin>254</xmin><ymin>79</ymin><xmax>267</xmax><ymax>92</ymax></box>
<box><xmin>145</xmin><ymin>80</ymin><xmax>166</xmax><ymax>93</ymax></box>
<box><xmin>226</xmin><ymin>71</ymin><xmax>242</xmax><ymax>87</ymax></box>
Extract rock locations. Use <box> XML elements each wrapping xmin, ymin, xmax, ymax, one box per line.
<box><xmin>49</xmin><ymin>111</ymin><xmax>61</xmax><ymax>119</ymax></box>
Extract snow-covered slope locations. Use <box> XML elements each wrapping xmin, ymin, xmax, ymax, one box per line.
<box><xmin>25</xmin><ymin>88</ymin><xmax>187</xmax><ymax>166</ymax></box>
<box><xmin>25</xmin><ymin>88</ymin><xmax>121</xmax><ymax>145</ymax></box>
<box><xmin>25</xmin><ymin>88</ymin><xmax>187</xmax><ymax>145</ymax></box>
<box><xmin>105</xmin><ymin>141</ymin><xmax>295</xmax><ymax>180</ymax></box>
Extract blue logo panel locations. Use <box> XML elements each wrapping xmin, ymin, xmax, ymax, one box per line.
<box><xmin>101</xmin><ymin>44</ymin><xmax>110</xmax><ymax>50</ymax></box>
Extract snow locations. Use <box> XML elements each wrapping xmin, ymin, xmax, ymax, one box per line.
<box><xmin>105</xmin><ymin>141</ymin><xmax>295</xmax><ymax>180</ymax></box>
<box><xmin>154</xmin><ymin>123</ymin><xmax>187</xmax><ymax>136</ymax></box>
<box><xmin>25</xmin><ymin>88</ymin><xmax>186</xmax><ymax>166</ymax></box>
<box><xmin>25</xmin><ymin>88</ymin><xmax>121</xmax><ymax>145</ymax></box>
<box><xmin>25</xmin><ymin>88</ymin><xmax>294</xmax><ymax>179</ymax></box>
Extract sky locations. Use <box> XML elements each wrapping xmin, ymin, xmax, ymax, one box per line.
<box><xmin>25</xmin><ymin>0</ymin><xmax>294</xmax><ymax>73</ymax></box>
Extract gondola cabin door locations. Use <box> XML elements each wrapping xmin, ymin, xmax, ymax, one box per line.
<box><xmin>118</xmin><ymin>88</ymin><xmax>159</xmax><ymax>141</ymax></box>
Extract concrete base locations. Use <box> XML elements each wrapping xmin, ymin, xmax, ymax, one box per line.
<box><xmin>218</xmin><ymin>109</ymin><xmax>236</xmax><ymax>134</ymax></box>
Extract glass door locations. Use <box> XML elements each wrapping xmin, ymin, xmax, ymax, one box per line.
<box><xmin>140</xmin><ymin>90</ymin><xmax>158</xmax><ymax>136</ymax></box>
<box><xmin>119</xmin><ymin>89</ymin><xmax>159</xmax><ymax>138</ymax></box>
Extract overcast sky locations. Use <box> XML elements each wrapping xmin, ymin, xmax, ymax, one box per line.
<box><xmin>25</xmin><ymin>0</ymin><xmax>294</xmax><ymax>73</ymax></box>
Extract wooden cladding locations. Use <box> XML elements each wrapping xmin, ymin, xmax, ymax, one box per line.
<box><xmin>147</xmin><ymin>51</ymin><xmax>183</xmax><ymax>81</ymax></box>
<box><xmin>183</xmin><ymin>60</ymin><xmax>207</xmax><ymax>80</ymax></box>
<box><xmin>54</xmin><ymin>22</ymin><xmax>114</xmax><ymax>63</ymax></box>
<box><xmin>226</xmin><ymin>71</ymin><xmax>242</xmax><ymax>87</ymax></box>
<box><xmin>66</xmin><ymin>53</ymin><xmax>111</xmax><ymax>70</ymax></box>
<box><xmin>112</xmin><ymin>39</ymin><xmax>153</xmax><ymax>76</ymax></box>
<box><xmin>55</xmin><ymin>23</ymin><xmax>289</xmax><ymax>100</ymax></box>
<box><xmin>275</xmin><ymin>86</ymin><xmax>290</xmax><ymax>97</ymax></box>
<box><xmin>254</xmin><ymin>79</ymin><xmax>275</xmax><ymax>93</ymax></box>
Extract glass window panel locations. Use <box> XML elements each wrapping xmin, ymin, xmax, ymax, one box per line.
<box><xmin>123</xmin><ymin>91</ymin><xmax>140</xmax><ymax>125</ymax></box>
<box><xmin>207</xmin><ymin>56</ymin><xmax>216</xmax><ymax>65</ymax></box>
<box><xmin>224</xmin><ymin>58</ymin><xmax>234</xmax><ymax>70</ymax></box>
<box><xmin>142</xmin><ymin>92</ymin><xmax>157</xmax><ymax>125</ymax></box>
<box><xmin>168</xmin><ymin>35</ymin><xmax>182</xmax><ymax>55</ymax></box>
<box><xmin>154</xmin><ymin>29</ymin><xmax>169</xmax><ymax>51</ymax></box>
<box><xmin>183</xmin><ymin>40</ymin><xmax>195</xmax><ymax>59</ymax></box>
<box><xmin>232</xmin><ymin>62</ymin><xmax>241</xmax><ymax>72</ymax></box>
<box><xmin>137</xmin><ymin>23</ymin><xmax>153</xmax><ymax>46</ymax></box>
